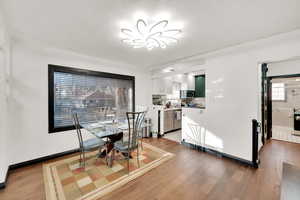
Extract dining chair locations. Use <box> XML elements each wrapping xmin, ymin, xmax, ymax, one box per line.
<box><xmin>112</xmin><ymin>111</ymin><xmax>146</xmax><ymax>173</ymax></box>
<box><xmin>72</xmin><ymin>112</ymin><xmax>106</xmax><ymax>168</ymax></box>
<box><xmin>137</xmin><ymin>110</ymin><xmax>147</xmax><ymax>150</ymax></box>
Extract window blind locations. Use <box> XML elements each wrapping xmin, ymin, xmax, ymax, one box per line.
<box><xmin>53</xmin><ymin>71</ymin><xmax>133</xmax><ymax>128</ymax></box>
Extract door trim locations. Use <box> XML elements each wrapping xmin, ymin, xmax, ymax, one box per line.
<box><xmin>261</xmin><ymin>63</ymin><xmax>269</xmax><ymax>144</ymax></box>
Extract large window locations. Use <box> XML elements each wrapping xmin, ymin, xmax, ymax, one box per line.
<box><xmin>48</xmin><ymin>65</ymin><xmax>135</xmax><ymax>133</ymax></box>
<box><xmin>272</xmin><ymin>83</ymin><xmax>285</xmax><ymax>101</ymax></box>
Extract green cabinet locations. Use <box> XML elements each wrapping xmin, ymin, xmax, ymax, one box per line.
<box><xmin>195</xmin><ymin>75</ymin><xmax>205</xmax><ymax>97</ymax></box>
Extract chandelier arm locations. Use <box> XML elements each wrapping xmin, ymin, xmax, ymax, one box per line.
<box><xmin>147</xmin><ymin>38</ymin><xmax>161</xmax><ymax>48</ymax></box>
<box><xmin>136</xmin><ymin>19</ymin><xmax>147</xmax><ymax>35</ymax></box>
<box><xmin>159</xmin><ymin>40</ymin><xmax>168</xmax><ymax>48</ymax></box>
<box><xmin>121</xmin><ymin>39</ymin><xmax>132</xmax><ymax>43</ymax></box>
<box><xmin>121</xmin><ymin>28</ymin><xmax>134</xmax><ymax>37</ymax></box>
<box><xmin>163</xmin><ymin>29</ymin><xmax>182</xmax><ymax>35</ymax></box>
<box><xmin>146</xmin><ymin>32</ymin><xmax>162</xmax><ymax>40</ymax></box>
<box><xmin>149</xmin><ymin>20</ymin><xmax>168</xmax><ymax>33</ymax></box>
<box><xmin>148</xmin><ymin>37</ymin><xmax>167</xmax><ymax>48</ymax></box>
<box><xmin>160</xmin><ymin>36</ymin><xmax>179</xmax><ymax>43</ymax></box>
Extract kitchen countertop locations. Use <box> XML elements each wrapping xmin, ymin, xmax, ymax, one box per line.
<box><xmin>181</xmin><ymin>106</ymin><xmax>206</xmax><ymax>109</ymax></box>
<box><xmin>164</xmin><ymin>107</ymin><xmax>182</xmax><ymax>111</ymax></box>
<box><xmin>163</xmin><ymin>106</ymin><xmax>205</xmax><ymax>110</ymax></box>
<box><xmin>153</xmin><ymin>105</ymin><xmax>205</xmax><ymax>110</ymax></box>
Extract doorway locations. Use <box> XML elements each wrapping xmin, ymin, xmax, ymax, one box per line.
<box><xmin>261</xmin><ymin>60</ymin><xmax>300</xmax><ymax>144</ymax></box>
<box><xmin>270</xmin><ymin>75</ymin><xmax>300</xmax><ymax>142</ymax></box>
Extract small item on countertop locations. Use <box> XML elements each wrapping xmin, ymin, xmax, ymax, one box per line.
<box><xmin>166</xmin><ymin>101</ymin><xmax>171</xmax><ymax>108</ymax></box>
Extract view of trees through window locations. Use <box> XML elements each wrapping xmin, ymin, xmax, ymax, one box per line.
<box><xmin>53</xmin><ymin>71</ymin><xmax>133</xmax><ymax>128</ymax></box>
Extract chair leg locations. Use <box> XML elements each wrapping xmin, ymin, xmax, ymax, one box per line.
<box><xmin>98</xmin><ymin>146</ymin><xmax>102</xmax><ymax>158</ymax></box>
<box><xmin>83</xmin><ymin>151</ymin><xmax>86</xmax><ymax>169</ymax></box>
<box><xmin>127</xmin><ymin>151</ymin><xmax>130</xmax><ymax>174</ymax></box>
<box><xmin>140</xmin><ymin>138</ymin><xmax>143</xmax><ymax>150</ymax></box>
<box><xmin>137</xmin><ymin>147</ymin><xmax>140</xmax><ymax>168</ymax></box>
<box><xmin>105</xmin><ymin>144</ymin><xmax>109</xmax><ymax>166</ymax></box>
<box><xmin>105</xmin><ymin>155</ymin><xmax>109</xmax><ymax>166</ymax></box>
<box><xmin>80</xmin><ymin>149</ymin><xmax>85</xmax><ymax>167</ymax></box>
<box><xmin>110</xmin><ymin>149</ymin><xmax>115</xmax><ymax>168</ymax></box>
<box><xmin>79</xmin><ymin>150</ymin><xmax>82</xmax><ymax>166</ymax></box>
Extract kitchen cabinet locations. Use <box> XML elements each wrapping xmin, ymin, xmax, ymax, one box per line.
<box><xmin>152</xmin><ymin>77</ymin><xmax>173</xmax><ymax>94</ymax></box>
<box><xmin>186</xmin><ymin>75</ymin><xmax>195</xmax><ymax>90</ymax></box>
<box><xmin>173</xmin><ymin>110</ymin><xmax>182</xmax><ymax>130</ymax></box>
<box><xmin>164</xmin><ymin>110</ymin><xmax>173</xmax><ymax>132</ymax></box>
<box><xmin>152</xmin><ymin>74</ymin><xmax>201</xmax><ymax>95</ymax></box>
<box><xmin>164</xmin><ymin>109</ymin><xmax>182</xmax><ymax>133</ymax></box>
<box><xmin>195</xmin><ymin>75</ymin><xmax>205</xmax><ymax>97</ymax></box>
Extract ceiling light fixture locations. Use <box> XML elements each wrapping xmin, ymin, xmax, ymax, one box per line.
<box><xmin>120</xmin><ymin>16</ymin><xmax>183</xmax><ymax>50</ymax></box>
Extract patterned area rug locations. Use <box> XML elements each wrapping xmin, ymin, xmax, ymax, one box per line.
<box><xmin>43</xmin><ymin>143</ymin><xmax>174</xmax><ymax>200</ymax></box>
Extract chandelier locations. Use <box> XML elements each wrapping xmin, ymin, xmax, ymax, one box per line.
<box><xmin>120</xmin><ymin>18</ymin><xmax>182</xmax><ymax>50</ymax></box>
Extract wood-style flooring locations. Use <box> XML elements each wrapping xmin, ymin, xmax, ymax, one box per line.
<box><xmin>281</xmin><ymin>162</ymin><xmax>300</xmax><ymax>200</ymax></box>
<box><xmin>1</xmin><ymin>138</ymin><xmax>300</xmax><ymax>200</ymax></box>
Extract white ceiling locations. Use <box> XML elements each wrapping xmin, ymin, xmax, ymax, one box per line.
<box><xmin>1</xmin><ymin>0</ymin><xmax>300</xmax><ymax>68</ymax></box>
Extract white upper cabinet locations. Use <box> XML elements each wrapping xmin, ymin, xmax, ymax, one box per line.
<box><xmin>186</xmin><ymin>75</ymin><xmax>195</xmax><ymax>90</ymax></box>
<box><xmin>152</xmin><ymin>77</ymin><xmax>173</xmax><ymax>94</ymax></box>
<box><xmin>152</xmin><ymin>74</ymin><xmax>196</xmax><ymax>95</ymax></box>
<box><xmin>152</xmin><ymin>78</ymin><xmax>160</xmax><ymax>94</ymax></box>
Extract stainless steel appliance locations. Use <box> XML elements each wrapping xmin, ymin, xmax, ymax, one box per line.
<box><xmin>180</xmin><ymin>90</ymin><xmax>195</xmax><ymax>99</ymax></box>
<box><xmin>152</xmin><ymin>95</ymin><xmax>166</xmax><ymax>105</ymax></box>
<box><xmin>294</xmin><ymin>109</ymin><xmax>300</xmax><ymax>131</ymax></box>
<box><xmin>141</xmin><ymin>118</ymin><xmax>152</xmax><ymax>137</ymax></box>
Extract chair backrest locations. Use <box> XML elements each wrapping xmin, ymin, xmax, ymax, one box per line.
<box><xmin>126</xmin><ymin>111</ymin><xmax>146</xmax><ymax>150</ymax></box>
<box><xmin>73</xmin><ymin>107</ymin><xmax>100</xmax><ymax>123</ymax></box>
<box><xmin>72</xmin><ymin>112</ymin><xmax>84</xmax><ymax>149</ymax></box>
<box><xmin>137</xmin><ymin>110</ymin><xmax>147</xmax><ymax>137</ymax></box>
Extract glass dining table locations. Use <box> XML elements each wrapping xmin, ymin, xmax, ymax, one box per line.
<box><xmin>81</xmin><ymin>119</ymin><xmax>148</xmax><ymax>138</ymax></box>
<box><xmin>80</xmin><ymin>119</ymin><xmax>147</xmax><ymax>166</ymax></box>
<box><xmin>80</xmin><ymin>120</ymin><xmax>129</xmax><ymax>139</ymax></box>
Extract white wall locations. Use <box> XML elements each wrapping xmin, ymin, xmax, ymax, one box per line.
<box><xmin>181</xmin><ymin>52</ymin><xmax>259</xmax><ymax>160</ymax></box>
<box><xmin>268</xmin><ymin>59</ymin><xmax>300</xmax><ymax>77</ymax></box>
<box><xmin>0</xmin><ymin>13</ymin><xmax>10</xmax><ymax>183</ymax></box>
<box><xmin>0</xmin><ymin>49</ymin><xmax>8</xmax><ymax>183</ymax></box>
<box><xmin>6</xmin><ymin>40</ymin><xmax>152</xmax><ymax>165</ymax></box>
<box><xmin>153</xmin><ymin>30</ymin><xmax>300</xmax><ymax>161</ymax></box>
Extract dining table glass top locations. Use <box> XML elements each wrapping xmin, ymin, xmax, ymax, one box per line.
<box><xmin>80</xmin><ymin>120</ymin><xmax>128</xmax><ymax>138</ymax></box>
<box><xmin>81</xmin><ymin>119</ymin><xmax>148</xmax><ymax>138</ymax></box>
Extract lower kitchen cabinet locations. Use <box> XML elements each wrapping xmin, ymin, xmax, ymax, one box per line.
<box><xmin>164</xmin><ymin>110</ymin><xmax>173</xmax><ymax>132</ymax></box>
<box><xmin>173</xmin><ymin>110</ymin><xmax>182</xmax><ymax>130</ymax></box>
<box><xmin>164</xmin><ymin>109</ymin><xmax>182</xmax><ymax>133</ymax></box>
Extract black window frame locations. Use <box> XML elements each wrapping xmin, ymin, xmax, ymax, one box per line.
<box><xmin>48</xmin><ymin>64</ymin><xmax>135</xmax><ymax>133</ymax></box>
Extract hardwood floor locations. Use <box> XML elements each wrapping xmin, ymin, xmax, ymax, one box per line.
<box><xmin>1</xmin><ymin>138</ymin><xmax>300</xmax><ymax>200</ymax></box>
<box><xmin>281</xmin><ymin>162</ymin><xmax>300</xmax><ymax>200</ymax></box>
